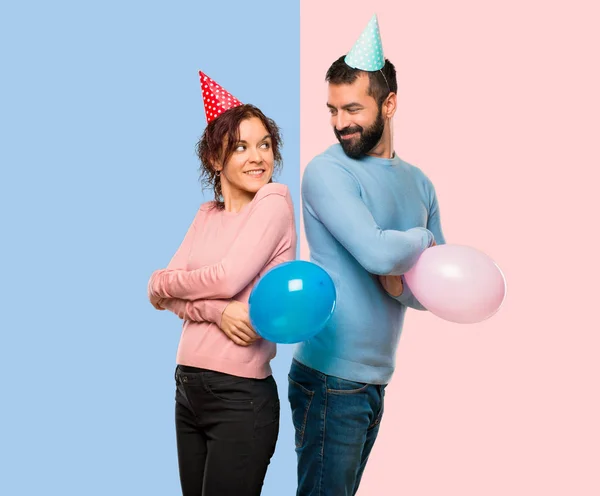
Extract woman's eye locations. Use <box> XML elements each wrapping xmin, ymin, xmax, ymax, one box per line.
<box><xmin>235</xmin><ymin>145</ymin><xmax>245</xmax><ymax>152</ymax></box>
<box><xmin>260</xmin><ymin>142</ymin><xmax>270</xmax><ymax>149</ymax></box>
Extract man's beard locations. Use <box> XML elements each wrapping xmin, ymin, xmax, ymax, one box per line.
<box><xmin>334</xmin><ymin>108</ymin><xmax>385</xmax><ymax>159</ymax></box>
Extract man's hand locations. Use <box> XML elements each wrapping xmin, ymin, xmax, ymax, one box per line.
<box><xmin>220</xmin><ymin>301</ymin><xmax>260</xmax><ymax>347</ymax></box>
<box><xmin>379</xmin><ymin>238</ymin><xmax>436</xmax><ymax>297</ymax></box>
<box><xmin>379</xmin><ymin>275</ymin><xmax>404</xmax><ymax>297</ymax></box>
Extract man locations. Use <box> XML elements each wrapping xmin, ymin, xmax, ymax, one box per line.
<box><xmin>288</xmin><ymin>15</ymin><xmax>445</xmax><ymax>496</ymax></box>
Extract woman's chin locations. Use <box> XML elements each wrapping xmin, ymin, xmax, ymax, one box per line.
<box><xmin>242</xmin><ymin>177</ymin><xmax>271</xmax><ymax>192</ymax></box>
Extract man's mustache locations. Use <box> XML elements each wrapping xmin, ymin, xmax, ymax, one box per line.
<box><xmin>336</xmin><ymin>126</ymin><xmax>363</xmax><ymax>137</ymax></box>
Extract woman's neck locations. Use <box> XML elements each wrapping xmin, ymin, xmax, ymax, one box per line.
<box><xmin>221</xmin><ymin>184</ymin><xmax>255</xmax><ymax>213</ymax></box>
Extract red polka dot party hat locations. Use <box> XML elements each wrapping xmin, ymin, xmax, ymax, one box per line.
<box><xmin>199</xmin><ymin>71</ymin><xmax>243</xmax><ymax>123</ymax></box>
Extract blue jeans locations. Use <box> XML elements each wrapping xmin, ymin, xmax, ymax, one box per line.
<box><xmin>288</xmin><ymin>359</ymin><xmax>386</xmax><ymax>496</ymax></box>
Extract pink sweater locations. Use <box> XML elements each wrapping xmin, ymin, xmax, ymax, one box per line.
<box><xmin>148</xmin><ymin>183</ymin><xmax>296</xmax><ymax>379</ymax></box>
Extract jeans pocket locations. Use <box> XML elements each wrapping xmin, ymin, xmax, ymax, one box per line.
<box><xmin>288</xmin><ymin>376</ymin><xmax>315</xmax><ymax>449</ymax></box>
<box><xmin>326</xmin><ymin>376</ymin><xmax>369</xmax><ymax>395</ymax></box>
<box><xmin>202</xmin><ymin>370</ymin><xmax>247</xmax><ymax>386</ymax></box>
<box><xmin>368</xmin><ymin>386</ymin><xmax>386</xmax><ymax>429</ymax></box>
<box><xmin>254</xmin><ymin>376</ymin><xmax>280</xmax><ymax>428</ymax></box>
<box><xmin>203</xmin><ymin>374</ymin><xmax>254</xmax><ymax>403</ymax></box>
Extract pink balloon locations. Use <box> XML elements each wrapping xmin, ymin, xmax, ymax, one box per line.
<box><xmin>404</xmin><ymin>244</ymin><xmax>506</xmax><ymax>324</ymax></box>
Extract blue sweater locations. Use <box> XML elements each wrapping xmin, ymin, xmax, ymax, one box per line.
<box><xmin>294</xmin><ymin>144</ymin><xmax>446</xmax><ymax>384</ymax></box>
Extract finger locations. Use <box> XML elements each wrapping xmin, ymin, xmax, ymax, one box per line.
<box><xmin>231</xmin><ymin>319</ymin><xmax>256</xmax><ymax>338</ymax></box>
<box><xmin>221</xmin><ymin>326</ymin><xmax>248</xmax><ymax>346</ymax></box>
<box><xmin>228</xmin><ymin>331</ymin><xmax>250</xmax><ymax>346</ymax></box>
<box><xmin>238</xmin><ymin>321</ymin><xmax>258</xmax><ymax>339</ymax></box>
<box><xmin>240</xmin><ymin>330</ymin><xmax>260</xmax><ymax>344</ymax></box>
<box><xmin>233</xmin><ymin>328</ymin><xmax>255</xmax><ymax>344</ymax></box>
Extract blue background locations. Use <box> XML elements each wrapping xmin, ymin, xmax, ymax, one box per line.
<box><xmin>0</xmin><ymin>1</ymin><xmax>300</xmax><ymax>494</ymax></box>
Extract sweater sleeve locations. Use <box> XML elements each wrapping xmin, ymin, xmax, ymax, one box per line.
<box><xmin>148</xmin><ymin>208</ymin><xmax>230</xmax><ymax>323</ymax></box>
<box><xmin>149</xmin><ymin>190</ymin><xmax>293</xmax><ymax>300</ymax></box>
<box><xmin>389</xmin><ymin>177</ymin><xmax>446</xmax><ymax>310</ymax></box>
<box><xmin>302</xmin><ymin>158</ymin><xmax>434</xmax><ymax>276</ymax></box>
<box><xmin>424</xmin><ymin>179</ymin><xmax>446</xmax><ymax>246</ymax></box>
<box><xmin>159</xmin><ymin>297</ymin><xmax>229</xmax><ymax>325</ymax></box>
<box><xmin>384</xmin><ymin>274</ymin><xmax>428</xmax><ymax>311</ymax></box>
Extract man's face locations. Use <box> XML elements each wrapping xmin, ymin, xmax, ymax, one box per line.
<box><xmin>327</xmin><ymin>73</ymin><xmax>385</xmax><ymax>159</ymax></box>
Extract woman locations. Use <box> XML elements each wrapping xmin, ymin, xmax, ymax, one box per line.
<box><xmin>148</xmin><ymin>93</ymin><xmax>296</xmax><ymax>495</ymax></box>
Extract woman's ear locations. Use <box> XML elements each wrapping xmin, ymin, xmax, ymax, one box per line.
<box><xmin>212</xmin><ymin>161</ymin><xmax>223</xmax><ymax>175</ymax></box>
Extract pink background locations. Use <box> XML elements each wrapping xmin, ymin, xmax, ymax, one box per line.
<box><xmin>301</xmin><ymin>1</ymin><xmax>599</xmax><ymax>494</ymax></box>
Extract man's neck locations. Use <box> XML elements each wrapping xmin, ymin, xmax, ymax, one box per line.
<box><xmin>366</xmin><ymin>145</ymin><xmax>394</xmax><ymax>159</ymax></box>
<box><xmin>366</xmin><ymin>120</ymin><xmax>393</xmax><ymax>159</ymax></box>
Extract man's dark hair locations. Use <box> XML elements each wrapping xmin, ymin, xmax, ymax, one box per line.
<box><xmin>325</xmin><ymin>55</ymin><xmax>397</xmax><ymax>106</ymax></box>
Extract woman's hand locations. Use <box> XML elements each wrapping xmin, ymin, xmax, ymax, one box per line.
<box><xmin>150</xmin><ymin>295</ymin><xmax>165</xmax><ymax>310</ymax></box>
<box><xmin>148</xmin><ymin>272</ymin><xmax>166</xmax><ymax>310</ymax></box>
<box><xmin>220</xmin><ymin>301</ymin><xmax>260</xmax><ymax>346</ymax></box>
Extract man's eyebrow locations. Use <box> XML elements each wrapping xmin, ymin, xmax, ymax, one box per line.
<box><xmin>326</xmin><ymin>102</ymin><xmax>364</xmax><ymax>110</ymax></box>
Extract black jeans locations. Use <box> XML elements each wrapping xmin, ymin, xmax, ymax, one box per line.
<box><xmin>174</xmin><ymin>365</ymin><xmax>280</xmax><ymax>496</ymax></box>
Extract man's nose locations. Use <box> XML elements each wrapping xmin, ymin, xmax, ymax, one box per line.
<box><xmin>335</xmin><ymin>112</ymin><xmax>350</xmax><ymax>131</ymax></box>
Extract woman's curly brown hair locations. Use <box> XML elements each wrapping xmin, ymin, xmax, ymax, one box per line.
<box><xmin>196</xmin><ymin>104</ymin><xmax>283</xmax><ymax>209</ymax></box>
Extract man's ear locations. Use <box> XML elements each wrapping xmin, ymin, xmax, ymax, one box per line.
<box><xmin>383</xmin><ymin>92</ymin><xmax>397</xmax><ymax>119</ymax></box>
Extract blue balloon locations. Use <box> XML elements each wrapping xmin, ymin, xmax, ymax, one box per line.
<box><xmin>249</xmin><ymin>261</ymin><xmax>336</xmax><ymax>344</ymax></box>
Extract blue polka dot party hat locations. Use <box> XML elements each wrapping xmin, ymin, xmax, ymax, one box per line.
<box><xmin>344</xmin><ymin>14</ymin><xmax>385</xmax><ymax>71</ymax></box>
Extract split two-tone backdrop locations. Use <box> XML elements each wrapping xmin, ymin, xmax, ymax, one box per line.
<box><xmin>1</xmin><ymin>0</ymin><xmax>598</xmax><ymax>494</ymax></box>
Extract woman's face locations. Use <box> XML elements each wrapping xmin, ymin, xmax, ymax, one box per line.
<box><xmin>218</xmin><ymin>117</ymin><xmax>274</xmax><ymax>200</ymax></box>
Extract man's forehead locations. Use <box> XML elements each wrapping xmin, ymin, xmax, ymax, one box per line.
<box><xmin>327</xmin><ymin>75</ymin><xmax>373</xmax><ymax>107</ymax></box>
